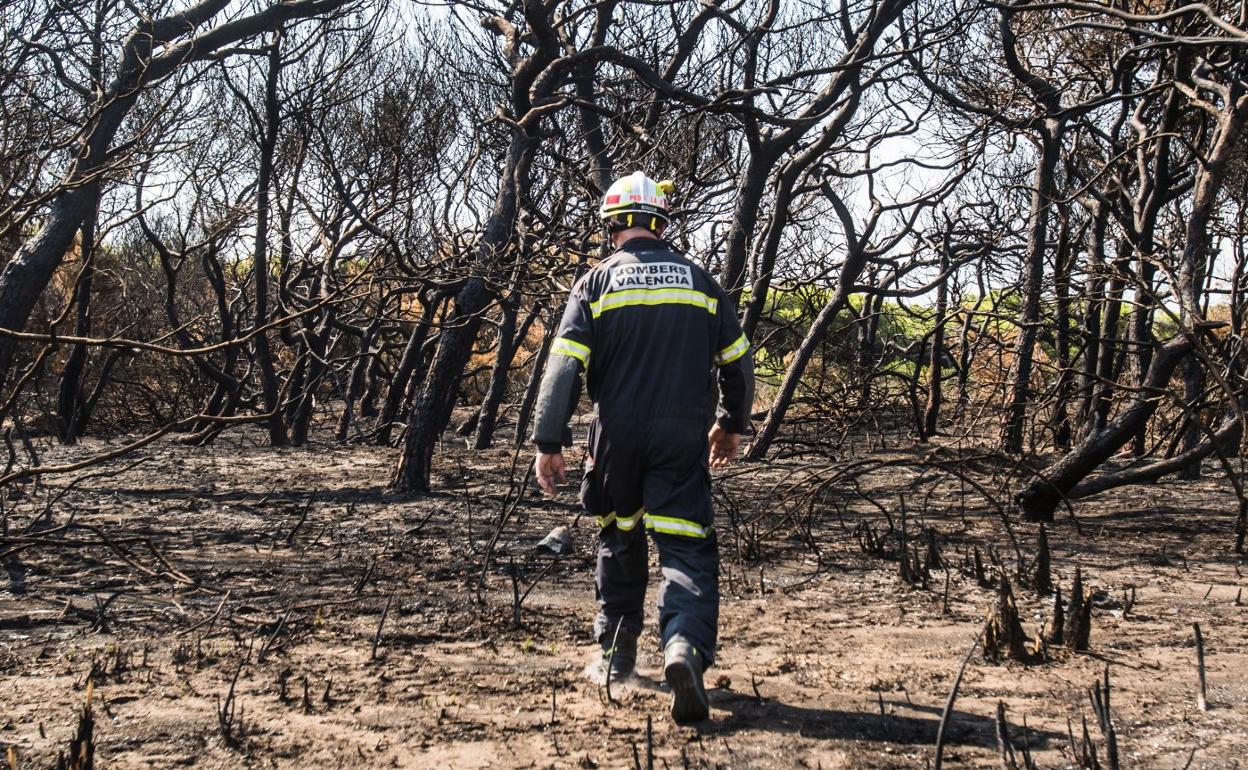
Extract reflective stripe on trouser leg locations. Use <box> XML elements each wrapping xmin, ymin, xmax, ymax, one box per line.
<box><xmin>643</xmin><ymin>513</ymin><xmax>712</xmax><ymax>538</ymax></box>
<box><xmin>653</xmin><ymin>528</ymin><xmax>719</xmax><ymax>668</ymax></box>
<box><xmin>598</xmin><ymin>508</ymin><xmax>644</xmax><ymax>532</ymax></box>
<box><xmin>594</xmin><ymin>521</ymin><xmax>648</xmax><ymax>645</ymax></box>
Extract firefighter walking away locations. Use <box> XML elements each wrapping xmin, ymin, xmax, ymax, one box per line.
<box><xmin>530</xmin><ymin>171</ymin><xmax>755</xmax><ymax>725</ymax></box>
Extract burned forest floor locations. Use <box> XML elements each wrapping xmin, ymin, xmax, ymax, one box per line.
<box><xmin>1</xmin><ymin>422</ymin><xmax>1245</xmax><ymax>769</ymax></box>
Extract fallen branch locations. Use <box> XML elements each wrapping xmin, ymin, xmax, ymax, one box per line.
<box><xmin>1193</xmin><ymin>623</ymin><xmax>1209</xmax><ymax>711</ymax></box>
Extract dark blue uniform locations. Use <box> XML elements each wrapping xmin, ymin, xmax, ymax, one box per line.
<box><xmin>531</xmin><ymin>237</ymin><xmax>754</xmax><ymax>666</ymax></box>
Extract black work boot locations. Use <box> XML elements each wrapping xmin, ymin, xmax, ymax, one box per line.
<box><xmin>601</xmin><ymin>633</ymin><xmax>637</xmax><ymax>682</ymax></box>
<box><xmin>663</xmin><ymin>638</ymin><xmax>710</xmax><ymax>724</ymax></box>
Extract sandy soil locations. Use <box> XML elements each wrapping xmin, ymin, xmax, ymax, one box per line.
<box><xmin>1</xmin><ymin>427</ymin><xmax>1244</xmax><ymax>769</ymax></box>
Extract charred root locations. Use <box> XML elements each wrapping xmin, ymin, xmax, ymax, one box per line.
<box><xmin>1089</xmin><ymin>667</ymin><xmax>1120</xmax><ymax>770</ymax></box>
<box><xmin>1033</xmin><ymin>524</ymin><xmax>1053</xmax><ymax>596</ymax></box>
<box><xmin>54</xmin><ymin>683</ymin><xmax>94</xmax><ymax>770</ymax></box>
<box><xmin>899</xmin><ymin>543</ymin><xmax>931</xmax><ymax>588</ymax></box>
<box><xmin>1045</xmin><ymin>585</ymin><xmax>1065</xmax><ymax>647</ymax></box>
<box><xmin>1236</xmin><ymin>500</ymin><xmax>1246</xmax><ymax>554</ymax></box>
<box><xmin>957</xmin><ymin>546</ymin><xmax>994</xmax><ymax>588</ymax></box>
<box><xmin>1065</xmin><ymin>567</ymin><xmax>1093</xmax><ymax>652</ymax></box>
<box><xmin>984</xmin><ymin>575</ymin><xmax>1038</xmax><ymax>663</ymax></box>
<box><xmin>854</xmin><ymin>521</ymin><xmax>890</xmax><ymax>558</ymax></box>
<box><xmin>216</xmin><ymin>661</ymin><xmax>248</xmax><ymax>750</ymax></box>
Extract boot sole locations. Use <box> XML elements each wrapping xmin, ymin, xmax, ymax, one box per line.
<box><xmin>664</xmin><ymin>658</ymin><xmax>710</xmax><ymax>725</ymax></box>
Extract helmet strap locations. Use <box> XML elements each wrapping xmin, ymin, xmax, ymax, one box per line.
<box><xmin>603</xmin><ymin>213</ymin><xmax>667</xmax><ymax>235</ymax></box>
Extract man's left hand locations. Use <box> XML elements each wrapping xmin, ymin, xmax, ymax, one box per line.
<box><xmin>708</xmin><ymin>425</ymin><xmax>741</xmax><ymax>469</ymax></box>
<box><xmin>535</xmin><ymin>451</ymin><xmax>567</xmax><ymax>497</ymax></box>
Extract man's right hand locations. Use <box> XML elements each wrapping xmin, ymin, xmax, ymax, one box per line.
<box><xmin>708</xmin><ymin>425</ymin><xmax>741</xmax><ymax>469</ymax></box>
<box><xmin>535</xmin><ymin>451</ymin><xmax>568</xmax><ymax>497</ymax></box>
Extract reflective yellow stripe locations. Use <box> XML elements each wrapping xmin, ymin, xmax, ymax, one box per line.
<box><xmin>644</xmin><ymin>514</ymin><xmax>712</xmax><ymax>538</ymax></box>
<box><xmin>551</xmin><ymin>337</ymin><xmax>590</xmax><ymax>366</ymax></box>
<box><xmin>590</xmin><ymin>289</ymin><xmax>718</xmax><ymax>319</ymax></box>
<box><xmin>598</xmin><ymin>509</ymin><xmax>644</xmax><ymax>531</ymax></box>
<box><xmin>715</xmin><ymin>333</ymin><xmax>750</xmax><ymax>366</ymax></box>
<box><xmin>616</xmin><ymin>509</ymin><xmax>643</xmax><ymax>531</ymax></box>
<box><xmin>602</xmin><ymin>510</ymin><xmax>711</xmax><ymax>537</ymax></box>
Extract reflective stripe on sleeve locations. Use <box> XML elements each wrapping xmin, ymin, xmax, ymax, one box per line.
<box><xmin>643</xmin><ymin>514</ymin><xmax>712</xmax><ymax>538</ymax></box>
<box><xmin>714</xmin><ymin>333</ymin><xmax>750</xmax><ymax>366</ymax></box>
<box><xmin>590</xmin><ymin>289</ymin><xmax>718</xmax><ymax>319</ymax></box>
<box><xmin>551</xmin><ymin>336</ymin><xmax>591</xmax><ymax>366</ymax></box>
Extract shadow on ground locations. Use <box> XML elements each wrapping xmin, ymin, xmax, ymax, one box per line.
<box><xmin>706</xmin><ymin>691</ymin><xmax>1058</xmax><ymax>749</ymax></box>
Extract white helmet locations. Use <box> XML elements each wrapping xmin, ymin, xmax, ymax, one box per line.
<box><xmin>599</xmin><ymin>172</ymin><xmax>674</xmax><ymax>231</ymax></box>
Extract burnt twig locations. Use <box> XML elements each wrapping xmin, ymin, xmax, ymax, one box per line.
<box><xmin>933</xmin><ymin>625</ymin><xmax>984</xmax><ymax>770</ymax></box>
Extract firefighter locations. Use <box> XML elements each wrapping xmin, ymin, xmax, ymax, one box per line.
<box><xmin>530</xmin><ymin>171</ymin><xmax>754</xmax><ymax>725</ymax></box>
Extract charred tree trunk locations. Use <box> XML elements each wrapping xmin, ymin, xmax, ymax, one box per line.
<box><xmin>55</xmin><ymin>217</ymin><xmax>97</xmax><ymax>444</ymax></box>
<box><xmin>337</xmin><ymin>315</ymin><xmax>385</xmax><ymax>443</ymax></box>
<box><xmin>252</xmin><ymin>37</ymin><xmax>288</xmax><ymax>446</ymax></box>
<box><xmin>81</xmin><ymin>347</ymin><xmax>126</xmax><ymax>430</ymax></box>
<box><xmin>922</xmin><ymin>252</ymin><xmax>950</xmax><ymax>439</ymax></box>
<box><xmin>721</xmin><ymin>0</ymin><xmax>908</xmax><ymax>304</ymax></box>
<box><xmin>747</xmin><ymin>264</ymin><xmax>865</xmax><ymax>460</ymax></box>
<box><xmin>390</xmin><ymin>0</ymin><xmax>586</xmax><ymax>492</ymax></box>
<box><xmin>290</xmin><ymin>319</ymin><xmax>332</xmax><ymax>446</ymax></box>
<box><xmin>1092</xmin><ymin>254</ymin><xmax>1129</xmax><ymax>433</ymax></box>
<box><xmin>393</xmin><ymin>279</ymin><xmax>495</xmax><ymax>492</ymax></box>
<box><xmin>1075</xmin><ymin>204</ymin><xmax>1108</xmax><ymax>434</ymax></box>
<box><xmin>290</xmin><ymin>242</ymin><xmax>339</xmax><ymax>446</ymax></box>
<box><xmin>54</xmin><ymin>9</ymin><xmax>106</xmax><ymax>446</ymax></box>
<box><xmin>376</xmin><ymin>292</ymin><xmax>441</xmax><ymax>446</ymax></box>
<box><xmin>1016</xmin><ymin>334</ymin><xmax>1192</xmax><ymax>522</ymax></box>
<box><xmin>1121</xmin><ymin>68</ymin><xmax>1185</xmax><ymax>456</ymax></box>
<box><xmin>1178</xmin><ymin>356</ymin><xmax>1206</xmax><ymax>479</ymax></box>
<box><xmin>573</xmin><ymin>0</ymin><xmax>616</xmax><ymax>193</ymax></box>
<box><xmin>1069</xmin><ymin>410</ymin><xmax>1243</xmax><ymax>499</ymax></box>
<box><xmin>722</xmin><ymin>155</ymin><xmax>772</xmax><ymax>301</ymax></box>
<box><xmin>1127</xmin><ymin>262</ymin><xmax>1157</xmax><ymax>457</ymax></box>
<box><xmin>141</xmin><ymin>212</ymin><xmax>242</xmax><ymax>443</ymax></box>
<box><xmin>1002</xmin><ymin>122</ymin><xmax>1060</xmax><ymax>455</ymax></box>
<box><xmin>1173</xmin><ymin>96</ymin><xmax>1247</xmax><ymax>476</ymax></box>
<box><xmin>513</xmin><ymin>312</ymin><xmax>557</xmax><ymax>449</ymax></box>
<box><xmin>476</xmin><ymin>296</ymin><xmax>540</xmax><ymax>450</ymax></box>
<box><xmin>0</xmin><ymin>0</ymin><xmax>353</xmax><ymax>395</ymax></box>
<box><xmin>995</xmin><ymin>2</ymin><xmax>1068</xmax><ymax>455</ymax></box>
<box><xmin>473</xmin><ymin>292</ymin><xmax>518</xmax><ymax>450</ymax></box>
<box><xmin>392</xmin><ymin>134</ymin><xmax>535</xmax><ymax>492</ymax></box>
<box><xmin>740</xmin><ymin>170</ymin><xmax>788</xmax><ymax>340</ymax></box>
<box><xmin>1064</xmin><ymin>131</ymin><xmax>1247</xmax><ymax>494</ymax></box>
<box><xmin>954</xmin><ymin>263</ymin><xmax>990</xmax><ymax>416</ymax></box>
<box><xmin>859</xmin><ymin>290</ymin><xmax>884</xmax><ymax>403</ymax></box>
<box><xmin>358</xmin><ymin>354</ymin><xmax>385</xmax><ymax>419</ymax></box>
<box><xmin>908</xmin><ymin>336</ymin><xmax>928</xmax><ymax>440</ymax></box>
<box><xmin>187</xmin><ymin>244</ymin><xmax>243</xmax><ymax>444</ymax></box>
<box><xmin>746</xmin><ymin>182</ymin><xmax>873</xmax><ymax>461</ymax></box>
<box><xmin>0</xmin><ymin>187</ymin><xmax>101</xmax><ymax>399</ymax></box>
<box><xmin>1051</xmin><ymin>211</ymin><xmax>1076</xmax><ymax>448</ymax></box>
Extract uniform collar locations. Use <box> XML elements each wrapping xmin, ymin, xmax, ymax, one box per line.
<box><xmin>618</xmin><ymin>236</ymin><xmax>668</xmax><ymax>252</ymax></box>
